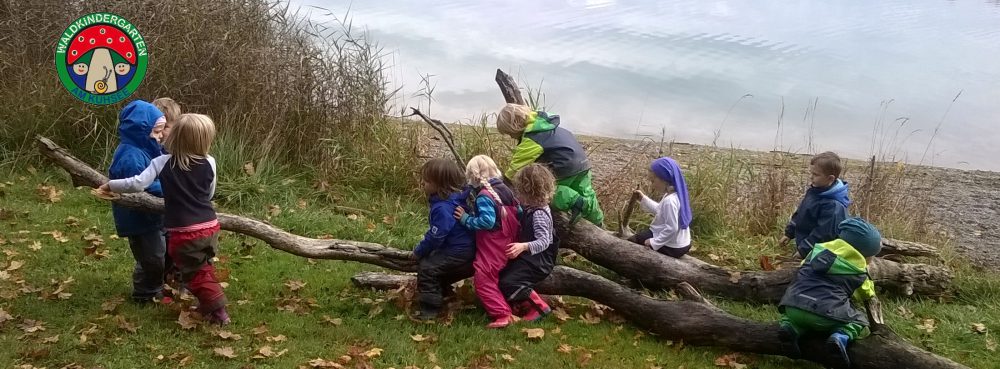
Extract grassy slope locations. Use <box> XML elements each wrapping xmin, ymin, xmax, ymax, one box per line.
<box><xmin>0</xmin><ymin>168</ymin><xmax>996</xmax><ymax>369</ymax></box>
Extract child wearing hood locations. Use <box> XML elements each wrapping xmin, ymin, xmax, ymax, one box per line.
<box><xmin>108</xmin><ymin>100</ymin><xmax>168</xmax><ymax>303</ymax></box>
<box><xmin>629</xmin><ymin>157</ymin><xmax>693</xmax><ymax>257</ymax></box>
<box><xmin>780</xmin><ymin>152</ymin><xmax>851</xmax><ymax>259</ymax></box>
<box><xmin>777</xmin><ymin>218</ymin><xmax>882</xmax><ymax>368</ymax></box>
<box><xmin>496</xmin><ymin>104</ymin><xmax>605</xmax><ymax>226</ymax></box>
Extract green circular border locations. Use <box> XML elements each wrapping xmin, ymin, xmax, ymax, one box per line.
<box><xmin>55</xmin><ymin>12</ymin><xmax>148</xmax><ymax>105</ymax></box>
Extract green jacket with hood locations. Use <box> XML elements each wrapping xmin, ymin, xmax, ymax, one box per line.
<box><xmin>778</xmin><ymin>239</ymin><xmax>877</xmax><ymax>325</ymax></box>
<box><xmin>505</xmin><ymin>111</ymin><xmax>590</xmax><ymax>180</ymax></box>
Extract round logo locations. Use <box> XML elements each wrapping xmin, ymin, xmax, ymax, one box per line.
<box><xmin>55</xmin><ymin>13</ymin><xmax>147</xmax><ymax>105</ymax></box>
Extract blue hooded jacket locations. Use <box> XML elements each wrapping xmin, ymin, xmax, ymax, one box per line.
<box><xmin>785</xmin><ymin>179</ymin><xmax>851</xmax><ymax>258</ymax></box>
<box><xmin>413</xmin><ymin>189</ymin><xmax>475</xmax><ymax>258</ymax></box>
<box><xmin>109</xmin><ymin>100</ymin><xmax>165</xmax><ymax>236</ymax></box>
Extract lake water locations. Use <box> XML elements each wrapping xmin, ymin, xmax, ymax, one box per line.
<box><xmin>293</xmin><ymin>0</ymin><xmax>1000</xmax><ymax>170</ymax></box>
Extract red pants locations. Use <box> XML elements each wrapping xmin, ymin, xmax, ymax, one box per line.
<box><xmin>167</xmin><ymin>225</ymin><xmax>227</xmax><ymax>314</ymax></box>
<box><xmin>473</xmin><ymin>205</ymin><xmax>520</xmax><ymax>319</ymax></box>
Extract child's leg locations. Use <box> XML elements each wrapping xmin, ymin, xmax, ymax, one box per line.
<box><xmin>168</xmin><ymin>230</ymin><xmax>227</xmax><ymax>315</ymax></box>
<box><xmin>473</xmin><ymin>265</ymin><xmax>511</xmax><ymax>320</ymax></box>
<box><xmin>568</xmin><ymin>170</ymin><xmax>604</xmax><ymax>226</ymax></box>
<box><xmin>417</xmin><ymin>251</ymin><xmax>472</xmax><ymax>315</ymax></box>
<box><xmin>126</xmin><ymin>230</ymin><xmax>166</xmax><ymax>301</ymax></box>
<box><xmin>498</xmin><ymin>259</ymin><xmax>551</xmax><ymax>320</ymax></box>
<box><xmin>627</xmin><ymin>229</ymin><xmax>654</xmax><ymax>246</ymax></box>
<box><xmin>657</xmin><ymin>245</ymin><xmax>692</xmax><ymax>258</ymax></box>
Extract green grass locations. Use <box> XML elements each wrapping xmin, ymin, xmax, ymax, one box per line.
<box><xmin>0</xmin><ymin>167</ymin><xmax>997</xmax><ymax>369</ymax></box>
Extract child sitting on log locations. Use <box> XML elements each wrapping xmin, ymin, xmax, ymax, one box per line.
<box><xmin>496</xmin><ymin>103</ymin><xmax>605</xmax><ymax>226</ymax></box>
<box><xmin>500</xmin><ymin>164</ymin><xmax>559</xmax><ymax>322</ymax></box>
<box><xmin>777</xmin><ymin>218</ymin><xmax>881</xmax><ymax>368</ymax></box>
<box><xmin>454</xmin><ymin>155</ymin><xmax>521</xmax><ymax>328</ymax></box>
<box><xmin>411</xmin><ymin>159</ymin><xmax>476</xmax><ymax>321</ymax></box>
<box><xmin>629</xmin><ymin>157</ymin><xmax>692</xmax><ymax>258</ymax></box>
<box><xmin>780</xmin><ymin>152</ymin><xmax>850</xmax><ymax>259</ymax></box>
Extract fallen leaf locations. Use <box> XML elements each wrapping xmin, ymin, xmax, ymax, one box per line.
<box><xmin>214</xmin><ymin>346</ymin><xmax>237</xmax><ymax>359</ymax></box>
<box><xmin>987</xmin><ymin>337</ymin><xmax>997</xmax><ymax>352</ymax></box>
<box><xmin>252</xmin><ymin>324</ymin><xmax>269</xmax><ymax>335</ymax></box>
<box><xmin>268</xmin><ymin>205</ymin><xmax>281</xmax><ymax>218</ymax></box>
<box><xmin>502</xmin><ymin>353</ymin><xmax>515</xmax><ymax>362</ymax></box>
<box><xmin>243</xmin><ymin>162</ymin><xmax>256</xmax><ymax>176</ymax></box>
<box><xmin>0</xmin><ymin>270</ymin><xmax>9</xmax><ymax>280</ymax></box>
<box><xmin>714</xmin><ymin>353</ymin><xmax>748</xmax><ymax>369</ymax></box>
<box><xmin>577</xmin><ymin>350</ymin><xmax>593</xmax><ymax>366</ymax></box>
<box><xmin>306</xmin><ymin>358</ymin><xmax>344</xmax><ymax>368</ymax></box>
<box><xmin>6</xmin><ymin>260</ymin><xmax>23</xmax><ymax>271</ymax></box>
<box><xmin>382</xmin><ymin>215</ymin><xmax>395</xmax><ymax>225</ymax></box>
<box><xmin>36</xmin><ymin>184</ymin><xmax>63</xmax><ymax>203</ymax></box>
<box><xmin>557</xmin><ymin>344</ymin><xmax>573</xmax><ymax>354</ymax></box>
<box><xmin>252</xmin><ymin>345</ymin><xmax>288</xmax><ymax>359</ymax></box>
<box><xmin>366</xmin><ymin>222</ymin><xmax>376</xmax><ymax>233</ymax></box>
<box><xmin>971</xmin><ymin>323</ymin><xmax>988</xmax><ymax>334</ymax></box>
<box><xmin>285</xmin><ymin>280</ymin><xmax>307</xmax><ymax>292</ymax></box>
<box><xmin>708</xmin><ymin>253</ymin><xmax>721</xmax><ymax>261</ymax></box>
<box><xmin>116</xmin><ymin>315</ymin><xmax>138</xmax><ymax>333</ymax></box>
<box><xmin>19</xmin><ymin>319</ymin><xmax>45</xmax><ymax>333</ymax></box>
<box><xmin>266</xmin><ymin>335</ymin><xmax>287</xmax><ymax>342</ymax></box>
<box><xmin>297</xmin><ymin>199</ymin><xmax>308</xmax><ymax>210</ymax></box>
<box><xmin>522</xmin><ymin>328</ymin><xmax>545</xmax><ymax>340</ymax></box>
<box><xmin>579</xmin><ymin>312</ymin><xmax>601</xmax><ymax>325</ymax></box>
<box><xmin>347</xmin><ymin>214</ymin><xmax>359</xmax><ymax>221</ymax></box>
<box><xmin>896</xmin><ymin>306</ymin><xmax>915</xmax><ymax>319</ymax></box>
<box><xmin>0</xmin><ymin>308</ymin><xmax>15</xmax><ymax>324</ymax></box>
<box><xmin>915</xmin><ymin>318</ymin><xmax>937</xmax><ymax>334</ymax></box>
<box><xmin>411</xmin><ymin>334</ymin><xmax>432</xmax><ymax>342</ymax></box>
<box><xmin>758</xmin><ymin>255</ymin><xmax>775</xmax><ymax>271</ymax></box>
<box><xmin>65</xmin><ymin>216</ymin><xmax>81</xmax><ymax>227</ymax></box>
<box><xmin>322</xmin><ymin>315</ymin><xmax>342</xmax><ymax>326</ymax></box>
<box><xmin>216</xmin><ymin>330</ymin><xmax>242</xmax><ymax>340</ymax></box>
<box><xmin>28</xmin><ymin>241</ymin><xmax>41</xmax><ymax>251</ymax></box>
<box><xmin>101</xmin><ymin>297</ymin><xmax>124</xmax><ymax>312</ymax></box>
<box><xmin>728</xmin><ymin>271</ymin><xmax>741</xmax><ymax>284</ymax></box>
<box><xmin>362</xmin><ymin>347</ymin><xmax>383</xmax><ymax>358</ymax></box>
<box><xmin>41</xmin><ymin>335</ymin><xmax>59</xmax><ymax>343</ymax></box>
<box><xmin>552</xmin><ymin>308</ymin><xmax>571</xmax><ymax>322</ymax></box>
<box><xmin>177</xmin><ymin>311</ymin><xmax>201</xmax><ymax>330</ymax></box>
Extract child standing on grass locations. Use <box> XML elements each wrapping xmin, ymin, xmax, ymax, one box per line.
<box><xmin>454</xmin><ymin>155</ymin><xmax>520</xmax><ymax>328</ymax></box>
<box><xmin>109</xmin><ymin>100</ymin><xmax>168</xmax><ymax>303</ymax></box>
<box><xmin>496</xmin><ymin>103</ymin><xmax>605</xmax><ymax>226</ymax></box>
<box><xmin>99</xmin><ymin>114</ymin><xmax>230</xmax><ymax>325</ymax></box>
<box><xmin>780</xmin><ymin>152</ymin><xmax>851</xmax><ymax>259</ymax></box>
<box><xmin>500</xmin><ymin>164</ymin><xmax>559</xmax><ymax>322</ymax></box>
<box><xmin>412</xmin><ymin>159</ymin><xmax>476</xmax><ymax>321</ymax></box>
<box><xmin>777</xmin><ymin>218</ymin><xmax>882</xmax><ymax>369</ymax></box>
<box><xmin>629</xmin><ymin>157</ymin><xmax>692</xmax><ymax>258</ymax></box>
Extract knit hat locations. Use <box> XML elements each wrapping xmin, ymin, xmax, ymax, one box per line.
<box><xmin>497</xmin><ymin>103</ymin><xmax>532</xmax><ymax>136</ymax></box>
<box><xmin>838</xmin><ymin>218</ymin><xmax>882</xmax><ymax>257</ymax></box>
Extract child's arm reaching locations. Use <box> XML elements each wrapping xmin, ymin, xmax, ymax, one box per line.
<box><xmin>637</xmin><ymin>191</ymin><xmax>660</xmax><ymax>214</ymax></box>
<box><xmin>414</xmin><ymin>204</ymin><xmax>458</xmax><ymax>258</ymax></box>
<box><xmin>456</xmin><ymin>195</ymin><xmax>497</xmax><ymax>231</ymax></box>
<box><xmin>504</xmin><ymin>138</ymin><xmax>544</xmax><ymax>180</ymax></box>
<box><xmin>104</xmin><ymin>155</ymin><xmax>170</xmax><ymax>193</ymax></box>
<box><xmin>852</xmin><ymin>278</ymin><xmax>877</xmax><ymax>302</ymax></box>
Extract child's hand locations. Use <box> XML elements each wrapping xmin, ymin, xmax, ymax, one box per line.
<box><xmin>453</xmin><ymin>207</ymin><xmax>466</xmax><ymax>220</ymax></box>
<box><xmin>631</xmin><ymin>190</ymin><xmax>644</xmax><ymax>202</ymax></box>
<box><xmin>644</xmin><ymin>238</ymin><xmax>653</xmax><ymax>249</ymax></box>
<box><xmin>778</xmin><ymin>236</ymin><xmax>790</xmax><ymax>248</ymax></box>
<box><xmin>505</xmin><ymin>243</ymin><xmax>528</xmax><ymax>259</ymax></box>
<box><xmin>91</xmin><ymin>183</ymin><xmax>119</xmax><ymax>200</ymax></box>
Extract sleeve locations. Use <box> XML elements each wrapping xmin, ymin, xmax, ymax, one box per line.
<box><xmin>802</xmin><ymin>202</ymin><xmax>846</xmax><ymax>250</ymax></box>
<box><xmin>526</xmin><ymin>210</ymin><xmax>554</xmax><ymax>255</ymax></box>
<box><xmin>852</xmin><ymin>278</ymin><xmax>877</xmax><ymax>302</ymax></box>
<box><xmin>460</xmin><ymin>195</ymin><xmax>497</xmax><ymax>231</ymax></box>
<box><xmin>784</xmin><ymin>213</ymin><xmax>797</xmax><ymax>239</ymax></box>
<box><xmin>649</xmin><ymin>196</ymin><xmax>679</xmax><ymax>250</ymax></box>
<box><xmin>640</xmin><ymin>194</ymin><xmax>660</xmax><ymax>214</ymax></box>
<box><xmin>207</xmin><ymin>156</ymin><xmax>217</xmax><ymax>199</ymax></box>
<box><xmin>414</xmin><ymin>205</ymin><xmax>456</xmax><ymax>258</ymax></box>
<box><xmin>112</xmin><ymin>152</ymin><xmax>163</xmax><ymax>197</ymax></box>
<box><xmin>108</xmin><ymin>155</ymin><xmax>169</xmax><ymax>193</ymax></box>
<box><xmin>504</xmin><ymin>137</ymin><xmax>544</xmax><ymax>180</ymax></box>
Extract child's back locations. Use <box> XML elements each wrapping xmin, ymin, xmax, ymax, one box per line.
<box><xmin>784</xmin><ymin>152</ymin><xmax>850</xmax><ymax>258</ymax></box>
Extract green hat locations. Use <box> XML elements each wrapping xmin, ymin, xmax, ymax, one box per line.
<box><xmin>839</xmin><ymin>218</ymin><xmax>882</xmax><ymax>257</ymax></box>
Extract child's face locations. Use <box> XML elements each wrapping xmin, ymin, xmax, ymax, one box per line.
<box><xmin>648</xmin><ymin>170</ymin><xmax>669</xmax><ymax>195</ymax></box>
<box><xmin>149</xmin><ymin>123</ymin><xmax>165</xmax><ymax>143</ymax></box>
<box><xmin>421</xmin><ymin>177</ymin><xmax>439</xmax><ymax>197</ymax></box>
<box><xmin>809</xmin><ymin>164</ymin><xmax>836</xmax><ymax>188</ymax></box>
<box><xmin>162</xmin><ymin>120</ymin><xmax>174</xmax><ymax>140</ymax></box>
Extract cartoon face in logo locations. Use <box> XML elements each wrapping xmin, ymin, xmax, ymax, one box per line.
<box><xmin>63</xmin><ymin>25</ymin><xmax>138</xmax><ymax>94</ymax></box>
<box><xmin>73</xmin><ymin>63</ymin><xmax>88</xmax><ymax>75</ymax></box>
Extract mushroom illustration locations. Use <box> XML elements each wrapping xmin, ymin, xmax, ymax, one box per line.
<box><xmin>65</xmin><ymin>25</ymin><xmax>137</xmax><ymax>94</ymax></box>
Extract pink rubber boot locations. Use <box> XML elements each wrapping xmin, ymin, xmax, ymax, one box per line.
<box><xmin>520</xmin><ymin>291</ymin><xmax>551</xmax><ymax>322</ymax></box>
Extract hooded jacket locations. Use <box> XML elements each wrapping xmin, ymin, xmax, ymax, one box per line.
<box><xmin>779</xmin><ymin>239</ymin><xmax>876</xmax><ymax>325</ymax></box>
<box><xmin>785</xmin><ymin>179</ymin><xmax>850</xmax><ymax>258</ymax></box>
<box><xmin>413</xmin><ymin>190</ymin><xmax>475</xmax><ymax>258</ymax></box>
<box><xmin>109</xmin><ymin>100</ymin><xmax>165</xmax><ymax>236</ymax></box>
<box><xmin>505</xmin><ymin>111</ymin><xmax>591</xmax><ymax>180</ymax></box>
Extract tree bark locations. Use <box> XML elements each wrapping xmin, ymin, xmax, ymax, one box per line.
<box><xmin>557</xmin><ymin>216</ymin><xmax>952</xmax><ymax>303</ymax></box>
<box><xmin>37</xmin><ymin>136</ymin><xmax>968</xmax><ymax>369</ymax></box>
<box><xmin>350</xmin><ymin>269</ymin><xmax>967</xmax><ymax>369</ymax></box>
<box><xmin>495</xmin><ymin>69</ymin><xmax>526</xmax><ymax>105</ymax></box>
<box><xmin>37</xmin><ymin>135</ymin><xmax>951</xmax><ymax>302</ymax></box>
<box><xmin>880</xmin><ymin>238</ymin><xmax>940</xmax><ymax>258</ymax></box>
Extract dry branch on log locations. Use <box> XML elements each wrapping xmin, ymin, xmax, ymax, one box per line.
<box><xmin>495</xmin><ymin>69</ymin><xmax>526</xmax><ymax>105</ymax></box>
<box><xmin>404</xmin><ymin>107</ymin><xmax>464</xmax><ymax>166</ymax></box>
<box><xmin>37</xmin><ymin>135</ymin><xmax>968</xmax><ymax>369</ymax></box>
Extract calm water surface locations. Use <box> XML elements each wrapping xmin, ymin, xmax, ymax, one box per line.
<box><xmin>295</xmin><ymin>0</ymin><xmax>1000</xmax><ymax>170</ymax></box>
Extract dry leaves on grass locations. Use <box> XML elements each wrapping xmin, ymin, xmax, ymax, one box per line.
<box><xmin>285</xmin><ymin>280</ymin><xmax>307</xmax><ymax>292</ymax></box>
<box><xmin>322</xmin><ymin>315</ymin><xmax>343</xmax><ymax>326</ymax></box>
<box><xmin>177</xmin><ymin>311</ymin><xmax>202</xmax><ymax>330</ymax></box>
<box><xmin>916</xmin><ymin>319</ymin><xmax>937</xmax><ymax>334</ymax></box>
<box><xmin>115</xmin><ymin>315</ymin><xmax>138</xmax><ymax>333</ymax></box>
<box><xmin>714</xmin><ymin>353</ymin><xmax>749</xmax><ymax>369</ymax></box>
<box><xmin>42</xmin><ymin>231</ymin><xmax>69</xmax><ymax>243</ymax></box>
<box><xmin>971</xmin><ymin>323</ymin><xmax>988</xmax><ymax>334</ymax></box>
<box><xmin>266</xmin><ymin>335</ymin><xmax>288</xmax><ymax>342</ymax></box>
<box><xmin>19</xmin><ymin>319</ymin><xmax>45</xmax><ymax>333</ymax></box>
<box><xmin>36</xmin><ymin>184</ymin><xmax>63</xmax><ymax>203</ymax></box>
<box><xmin>215</xmin><ymin>330</ymin><xmax>242</xmax><ymax>340</ymax></box>
<box><xmin>410</xmin><ymin>334</ymin><xmax>435</xmax><ymax>342</ymax></box>
<box><xmin>214</xmin><ymin>346</ymin><xmax>238</xmax><ymax>359</ymax></box>
<box><xmin>253</xmin><ymin>345</ymin><xmax>289</xmax><ymax>359</ymax></box>
<box><xmin>522</xmin><ymin>328</ymin><xmax>545</xmax><ymax>341</ymax></box>
<box><xmin>102</xmin><ymin>297</ymin><xmax>124</xmax><ymax>313</ymax></box>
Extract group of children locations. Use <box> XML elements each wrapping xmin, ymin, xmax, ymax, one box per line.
<box><xmin>97</xmin><ymin>98</ymin><xmax>231</xmax><ymax>325</ymax></box>
<box><xmin>95</xmin><ymin>98</ymin><xmax>880</xmax><ymax>366</ymax></box>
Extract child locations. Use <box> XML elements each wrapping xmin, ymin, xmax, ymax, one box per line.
<box><xmin>99</xmin><ymin>114</ymin><xmax>230</xmax><ymax>325</ymax></box>
<box><xmin>412</xmin><ymin>159</ymin><xmax>476</xmax><ymax>321</ymax></box>
<box><xmin>777</xmin><ymin>218</ymin><xmax>881</xmax><ymax>368</ymax></box>
<box><xmin>499</xmin><ymin>164</ymin><xmax>559</xmax><ymax>322</ymax></box>
<box><xmin>780</xmin><ymin>152</ymin><xmax>851</xmax><ymax>258</ymax></box>
<box><xmin>453</xmin><ymin>155</ymin><xmax>521</xmax><ymax>328</ymax></box>
<box><xmin>496</xmin><ymin>103</ymin><xmax>605</xmax><ymax>226</ymax></box>
<box><xmin>629</xmin><ymin>157</ymin><xmax>692</xmax><ymax>258</ymax></box>
<box><xmin>152</xmin><ymin>97</ymin><xmax>181</xmax><ymax>141</ymax></box>
<box><xmin>108</xmin><ymin>100</ymin><xmax>167</xmax><ymax>303</ymax></box>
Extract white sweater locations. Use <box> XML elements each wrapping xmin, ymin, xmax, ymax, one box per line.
<box><xmin>640</xmin><ymin>192</ymin><xmax>691</xmax><ymax>250</ymax></box>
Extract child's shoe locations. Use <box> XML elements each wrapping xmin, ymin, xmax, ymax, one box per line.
<box><xmin>209</xmin><ymin>307</ymin><xmax>231</xmax><ymax>326</ymax></box>
<box><xmin>777</xmin><ymin>324</ymin><xmax>801</xmax><ymax>358</ymax></box>
<box><xmin>521</xmin><ymin>291</ymin><xmax>551</xmax><ymax>322</ymax></box>
<box><xmin>826</xmin><ymin>331</ymin><xmax>851</xmax><ymax>369</ymax></box>
<box><xmin>486</xmin><ymin>316</ymin><xmax>513</xmax><ymax>329</ymax></box>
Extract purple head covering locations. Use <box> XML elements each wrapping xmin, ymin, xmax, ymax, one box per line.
<box><xmin>650</xmin><ymin>157</ymin><xmax>692</xmax><ymax>229</ymax></box>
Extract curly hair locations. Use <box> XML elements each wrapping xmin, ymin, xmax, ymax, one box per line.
<box><xmin>513</xmin><ymin>164</ymin><xmax>556</xmax><ymax>207</ymax></box>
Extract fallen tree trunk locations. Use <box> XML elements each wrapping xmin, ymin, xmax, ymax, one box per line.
<box><xmin>37</xmin><ymin>136</ymin><xmax>967</xmax><ymax>369</ymax></box>
<box><xmin>351</xmin><ymin>269</ymin><xmax>966</xmax><ymax>369</ymax></box>
<box><xmin>558</xmin><ymin>217</ymin><xmax>952</xmax><ymax>303</ymax></box>
<box><xmin>39</xmin><ymin>134</ymin><xmax>951</xmax><ymax>302</ymax></box>
<box><xmin>880</xmin><ymin>238</ymin><xmax>940</xmax><ymax>258</ymax></box>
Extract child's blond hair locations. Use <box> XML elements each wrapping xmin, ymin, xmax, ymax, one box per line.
<box><xmin>152</xmin><ymin>97</ymin><xmax>181</xmax><ymax>123</ymax></box>
<box><xmin>164</xmin><ymin>114</ymin><xmax>216</xmax><ymax>171</ymax></box>
<box><xmin>465</xmin><ymin>155</ymin><xmax>505</xmax><ymax>208</ymax></box>
<box><xmin>513</xmin><ymin>164</ymin><xmax>556</xmax><ymax>207</ymax></box>
<box><xmin>497</xmin><ymin>103</ymin><xmax>533</xmax><ymax>137</ymax></box>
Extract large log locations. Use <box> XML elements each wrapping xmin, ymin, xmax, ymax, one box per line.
<box><xmin>38</xmin><ymin>135</ymin><xmax>950</xmax><ymax>302</ymax></box>
<box><xmin>559</xmin><ymin>217</ymin><xmax>952</xmax><ymax>303</ymax></box>
<box><xmin>37</xmin><ymin>136</ymin><xmax>968</xmax><ymax>369</ymax></box>
<box><xmin>350</xmin><ymin>269</ymin><xmax>966</xmax><ymax>369</ymax></box>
